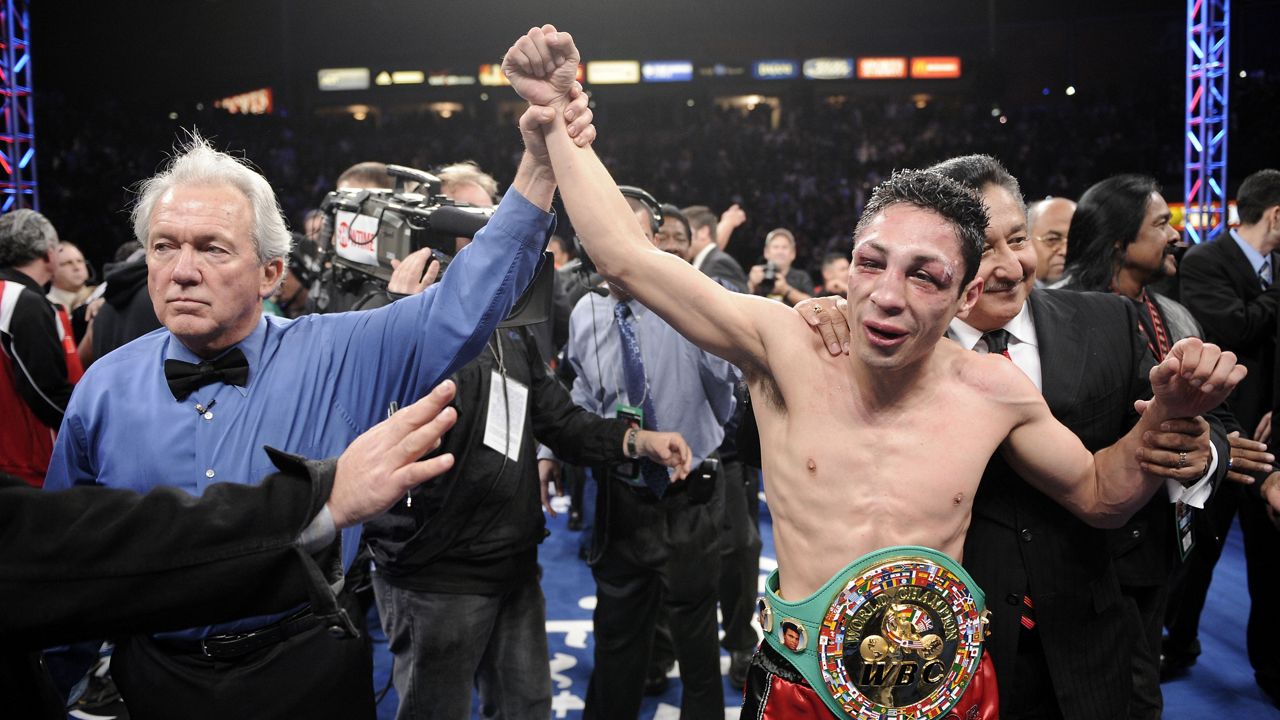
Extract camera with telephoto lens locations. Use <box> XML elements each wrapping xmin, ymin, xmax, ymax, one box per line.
<box><xmin>315</xmin><ymin>164</ymin><xmax>554</xmax><ymax>326</ymax></box>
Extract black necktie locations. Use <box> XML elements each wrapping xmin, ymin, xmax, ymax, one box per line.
<box><xmin>975</xmin><ymin>328</ymin><xmax>1034</xmax><ymax>625</ymax></box>
<box><xmin>164</xmin><ymin>348</ymin><xmax>250</xmax><ymax>400</ymax></box>
<box><xmin>980</xmin><ymin>329</ymin><xmax>1012</xmax><ymax>358</ymax></box>
<box><xmin>975</xmin><ymin>327</ymin><xmax>1035</xmax><ymax>625</ymax></box>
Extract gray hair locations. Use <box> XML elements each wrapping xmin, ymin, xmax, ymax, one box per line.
<box><xmin>436</xmin><ymin>161</ymin><xmax>499</xmax><ymax>200</ymax></box>
<box><xmin>131</xmin><ymin>133</ymin><xmax>292</xmax><ymax>265</ymax></box>
<box><xmin>0</xmin><ymin>209</ymin><xmax>58</xmax><ymax>268</ymax></box>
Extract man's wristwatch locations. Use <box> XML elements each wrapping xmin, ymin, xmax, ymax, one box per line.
<box><xmin>625</xmin><ymin>427</ymin><xmax>640</xmax><ymax>459</ymax></box>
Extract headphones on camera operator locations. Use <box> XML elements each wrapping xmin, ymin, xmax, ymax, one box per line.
<box><xmin>313</xmin><ymin>163</ymin><xmax>555</xmax><ymax>325</ymax></box>
<box><xmin>566</xmin><ymin>184</ymin><xmax>662</xmax><ymax>299</ymax></box>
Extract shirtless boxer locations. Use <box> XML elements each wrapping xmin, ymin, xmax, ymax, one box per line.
<box><xmin>501</xmin><ymin>26</ymin><xmax>1245</xmax><ymax>720</ymax></box>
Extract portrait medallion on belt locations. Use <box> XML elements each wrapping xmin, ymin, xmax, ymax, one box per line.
<box><xmin>817</xmin><ymin>556</ymin><xmax>986</xmax><ymax>719</ymax></box>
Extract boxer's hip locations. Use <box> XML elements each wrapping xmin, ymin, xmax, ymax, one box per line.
<box><xmin>756</xmin><ymin>545</ymin><xmax>991</xmax><ymax>720</ymax></box>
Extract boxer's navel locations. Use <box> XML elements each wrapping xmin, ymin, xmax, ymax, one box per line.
<box><xmin>807</xmin><ymin>458</ymin><xmax>818</xmax><ymax>473</ymax></box>
<box><xmin>953</xmin><ymin>493</ymin><xmax>964</xmax><ymax>506</ymax></box>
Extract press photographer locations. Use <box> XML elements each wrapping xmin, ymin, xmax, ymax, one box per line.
<box><xmin>747</xmin><ymin>228</ymin><xmax>813</xmax><ymax>305</ymax></box>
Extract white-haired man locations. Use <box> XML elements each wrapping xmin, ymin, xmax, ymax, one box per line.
<box><xmin>45</xmin><ymin>93</ymin><xmax>596</xmax><ymax>719</ymax></box>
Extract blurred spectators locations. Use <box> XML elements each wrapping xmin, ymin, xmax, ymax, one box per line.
<box><xmin>47</xmin><ymin>241</ymin><xmax>96</xmax><ymax>311</ymax></box>
<box><xmin>34</xmin><ymin>88</ymin><xmax>1219</xmax><ymax>287</ymax></box>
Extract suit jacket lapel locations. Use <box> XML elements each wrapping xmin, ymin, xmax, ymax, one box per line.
<box><xmin>1030</xmin><ymin>290</ymin><xmax>1086</xmax><ymax>413</ymax></box>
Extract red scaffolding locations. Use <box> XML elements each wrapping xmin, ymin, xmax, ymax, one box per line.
<box><xmin>0</xmin><ymin>0</ymin><xmax>36</xmax><ymax>212</ymax></box>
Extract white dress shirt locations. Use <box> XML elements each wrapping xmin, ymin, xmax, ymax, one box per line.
<box><xmin>691</xmin><ymin>242</ymin><xmax>717</xmax><ymax>272</ymax></box>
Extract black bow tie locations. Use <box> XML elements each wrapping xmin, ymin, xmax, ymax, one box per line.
<box><xmin>164</xmin><ymin>348</ymin><xmax>250</xmax><ymax>400</ymax></box>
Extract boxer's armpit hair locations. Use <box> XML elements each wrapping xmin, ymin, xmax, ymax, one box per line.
<box><xmin>739</xmin><ymin>357</ymin><xmax>787</xmax><ymax>414</ymax></box>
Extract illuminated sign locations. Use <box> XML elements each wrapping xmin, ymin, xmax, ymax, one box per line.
<box><xmin>214</xmin><ymin>87</ymin><xmax>273</xmax><ymax>115</ymax></box>
<box><xmin>587</xmin><ymin>60</ymin><xmax>641</xmax><ymax>85</ymax></box>
<box><xmin>802</xmin><ymin>57</ymin><xmax>854</xmax><ymax>80</ymax></box>
<box><xmin>857</xmin><ymin>57</ymin><xmax>908</xmax><ymax>79</ymax></box>
<box><xmin>1168</xmin><ymin>201</ymin><xmax>1238</xmax><ymax>232</ymax></box>
<box><xmin>391</xmin><ymin>70</ymin><xmax>425</xmax><ymax>85</ymax></box>
<box><xmin>428</xmin><ymin>72</ymin><xmax>477</xmax><ymax>87</ymax></box>
<box><xmin>910</xmin><ymin>56</ymin><xmax>962</xmax><ymax>79</ymax></box>
<box><xmin>317</xmin><ymin>67</ymin><xmax>370</xmax><ymax>91</ymax></box>
<box><xmin>478</xmin><ymin>64</ymin><xmax>511</xmax><ymax>87</ymax></box>
<box><xmin>697</xmin><ymin>63</ymin><xmax>746</xmax><ymax>78</ymax></box>
<box><xmin>752</xmin><ymin>60</ymin><xmax>798</xmax><ymax>80</ymax></box>
<box><xmin>642</xmin><ymin>60</ymin><xmax>693</xmax><ymax>82</ymax></box>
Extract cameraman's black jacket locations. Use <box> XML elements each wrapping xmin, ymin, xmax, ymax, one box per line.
<box><xmin>364</xmin><ymin>324</ymin><xmax>629</xmax><ymax>594</ymax></box>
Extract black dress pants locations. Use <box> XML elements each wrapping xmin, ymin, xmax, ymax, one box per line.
<box><xmin>584</xmin><ymin>477</ymin><xmax>723</xmax><ymax>720</ymax></box>
<box><xmin>718</xmin><ymin>461</ymin><xmax>763</xmax><ymax>653</ymax></box>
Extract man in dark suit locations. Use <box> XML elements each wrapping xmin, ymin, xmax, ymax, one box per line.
<box><xmin>1058</xmin><ymin>173</ymin><xmax>1237</xmax><ymax>719</ymax></box>
<box><xmin>1174</xmin><ymin>168</ymin><xmax>1280</xmax><ymax>702</ymax></box>
<box><xmin>682</xmin><ymin>205</ymin><xmax>749</xmax><ymax>292</ymax></box>
<box><xmin>935</xmin><ymin>157</ymin><xmax>1219</xmax><ymax>720</ymax></box>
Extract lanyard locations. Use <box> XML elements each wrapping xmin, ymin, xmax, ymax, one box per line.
<box><xmin>1137</xmin><ymin>290</ymin><xmax>1171</xmax><ymax>361</ymax></box>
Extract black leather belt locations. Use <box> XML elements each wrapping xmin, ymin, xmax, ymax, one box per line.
<box><xmin>155</xmin><ymin>609</ymin><xmax>322</xmax><ymax>660</ymax></box>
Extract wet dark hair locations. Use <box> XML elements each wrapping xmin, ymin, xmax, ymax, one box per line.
<box><xmin>1062</xmin><ymin>174</ymin><xmax>1160</xmax><ymax>292</ymax></box>
<box><xmin>853</xmin><ymin>169</ymin><xmax>989</xmax><ymax>291</ymax></box>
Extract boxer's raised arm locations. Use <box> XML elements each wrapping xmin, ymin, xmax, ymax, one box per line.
<box><xmin>502</xmin><ymin>25</ymin><xmax>778</xmax><ymax>371</ymax></box>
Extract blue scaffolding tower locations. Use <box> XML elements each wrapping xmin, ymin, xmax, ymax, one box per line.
<box><xmin>0</xmin><ymin>0</ymin><xmax>36</xmax><ymax>212</ymax></box>
<box><xmin>1184</xmin><ymin>0</ymin><xmax>1229</xmax><ymax>243</ymax></box>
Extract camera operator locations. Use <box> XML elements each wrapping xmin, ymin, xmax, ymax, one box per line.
<box><xmin>746</xmin><ymin>228</ymin><xmax>812</xmax><ymax>305</ymax></box>
<box><xmin>360</xmin><ymin>160</ymin><xmax>694</xmax><ymax>720</ymax></box>
<box><xmin>334</xmin><ymin>116</ymin><xmax>683</xmax><ymax>718</ymax></box>
<box><xmin>306</xmin><ymin>161</ymin><xmax>402</xmax><ymax>314</ymax></box>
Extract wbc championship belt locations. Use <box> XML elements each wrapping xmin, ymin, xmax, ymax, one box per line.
<box><xmin>760</xmin><ymin>545</ymin><xmax>989</xmax><ymax>720</ymax></box>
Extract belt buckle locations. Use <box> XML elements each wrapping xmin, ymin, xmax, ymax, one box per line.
<box><xmin>200</xmin><ymin>637</ymin><xmax>213</xmax><ymax>658</ymax></box>
<box><xmin>816</xmin><ymin>554</ymin><xmax>984</xmax><ymax>719</ymax></box>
